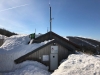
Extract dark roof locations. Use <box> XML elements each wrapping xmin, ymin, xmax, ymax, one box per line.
<box><xmin>33</xmin><ymin>31</ymin><xmax>80</xmax><ymax>49</ymax></box>
<box><xmin>14</xmin><ymin>39</ymin><xmax>75</xmax><ymax>64</ymax></box>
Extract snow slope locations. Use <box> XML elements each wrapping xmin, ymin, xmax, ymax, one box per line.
<box><xmin>0</xmin><ymin>34</ymin><xmax>50</xmax><ymax>74</ymax></box>
<box><xmin>3</xmin><ymin>61</ymin><xmax>50</xmax><ymax>75</ymax></box>
<box><xmin>29</xmin><ymin>39</ymin><xmax>34</xmax><ymax>44</ymax></box>
<box><xmin>76</xmin><ymin>37</ymin><xmax>96</xmax><ymax>47</ymax></box>
<box><xmin>52</xmin><ymin>53</ymin><xmax>100</xmax><ymax>75</ymax></box>
<box><xmin>1</xmin><ymin>34</ymin><xmax>100</xmax><ymax>75</ymax></box>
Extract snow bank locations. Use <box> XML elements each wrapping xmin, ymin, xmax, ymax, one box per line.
<box><xmin>52</xmin><ymin>54</ymin><xmax>100</xmax><ymax>75</ymax></box>
<box><xmin>0</xmin><ymin>34</ymin><xmax>50</xmax><ymax>72</ymax></box>
<box><xmin>0</xmin><ymin>34</ymin><xmax>29</xmax><ymax>50</ymax></box>
<box><xmin>3</xmin><ymin>61</ymin><xmax>50</xmax><ymax>75</ymax></box>
<box><xmin>29</xmin><ymin>39</ymin><xmax>34</xmax><ymax>44</ymax></box>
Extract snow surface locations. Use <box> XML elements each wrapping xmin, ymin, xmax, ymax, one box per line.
<box><xmin>3</xmin><ymin>61</ymin><xmax>50</xmax><ymax>75</ymax></box>
<box><xmin>29</xmin><ymin>39</ymin><xmax>34</xmax><ymax>44</ymax></box>
<box><xmin>1</xmin><ymin>34</ymin><xmax>100</xmax><ymax>75</ymax></box>
<box><xmin>0</xmin><ymin>34</ymin><xmax>50</xmax><ymax>74</ymax></box>
<box><xmin>52</xmin><ymin>53</ymin><xmax>100</xmax><ymax>75</ymax></box>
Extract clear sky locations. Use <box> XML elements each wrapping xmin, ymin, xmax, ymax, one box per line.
<box><xmin>0</xmin><ymin>0</ymin><xmax>100</xmax><ymax>40</ymax></box>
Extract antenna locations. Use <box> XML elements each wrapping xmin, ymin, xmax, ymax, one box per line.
<box><xmin>49</xmin><ymin>1</ymin><xmax>54</xmax><ymax>32</ymax></box>
<box><xmin>49</xmin><ymin>3</ymin><xmax>52</xmax><ymax>32</ymax></box>
<box><xmin>49</xmin><ymin>0</ymin><xmax>51</xmax><ymax>32</ymax></box>
<box><xmin>49</xmin><ymin>0</ymin><xmax>50</xmax><ymax>6</ymax></box>
<box><xmin>47</xmin><ymin>27</ymin><xmax>48</xmax><ymax>32</ymax></box>
<box><xmin>35</xmin><ymin>28</ymin><xmax>36</xmax><ymax>34</ymax></box>
<box><xmin>49</xmin><ymin>0</ymin><xmax>53</xmax><ymax>40</ymax></box>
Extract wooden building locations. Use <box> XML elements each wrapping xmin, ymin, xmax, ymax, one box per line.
<box><xmin>14</xmin><ymin>31</ymin><xmax>80</xmax><ymax>71</ymax></box>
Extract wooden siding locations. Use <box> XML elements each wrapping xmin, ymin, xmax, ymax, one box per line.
<box><xmin>0</xmin><ymin>39</ymin><xmax>4</xmax><ymax>46</ymax></box>
<box><xmin>19</xmin><ymin>42</ymin><xmax>68</xmax><ymax>67</ymax></box>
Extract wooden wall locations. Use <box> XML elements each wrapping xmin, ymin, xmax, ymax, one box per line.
<box><xmin>23</xmin><ymin>42</ymin><xmax>68</xmax><ymax>67</ymax></box>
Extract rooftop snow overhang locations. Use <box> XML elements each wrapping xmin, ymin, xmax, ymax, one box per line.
<box><xmin>14</xmin><ymin>39</ymin><xmax>75</xmax><ymax>64</ymax></box>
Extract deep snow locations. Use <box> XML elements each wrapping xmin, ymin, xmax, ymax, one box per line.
<box><xmin>0</xmin><ymin>34</ymin><xmax>100</xmax><ymax>75</ymax></box>
<box><xmin>0</xmin><ymin>34</ymin><xmax>50</xmax><ymax>75</ymax></box>
<box><xmin>52</xmin><ymin>53</ymin><xmax>100</xmax><ymax>75</ymax></box>
<box><xmin>3</xmin><ymin>61</ymin><xmax>50</xmax><ymax>75</ymax></box>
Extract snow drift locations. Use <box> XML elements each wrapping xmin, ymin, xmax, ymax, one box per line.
<box><xmin>3</xmin><ymin>61</ymin><xmax>50</xmax><ymax>75</ymax></box>
<box><xmin>0</xmin><ymin>34</ymin><xmax>49</xmax><ymax>74</ymax></box>
<box><xmin>52</xmin><ymin>53</ymin><xmax>100</xmax><ymax>75</ymax></box>
<box><xmin>1</xmin><ymin>33</ymin><xmax>100</xmax><ymax>75</ymax></box>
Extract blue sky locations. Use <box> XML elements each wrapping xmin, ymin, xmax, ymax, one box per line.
<box><xmin>0</xmin><ymin>0</ymin><xmax>100</xmax><ymax>40</ymax></box>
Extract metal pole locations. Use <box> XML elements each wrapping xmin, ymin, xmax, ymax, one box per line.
<box><xmin>50</xmin><ymin>6</ymin><xmax>52</xmax><ymax>32</ymax></box>
<box><xmin>47</xmin><ymin>27</ymin><xmax>48</xmax><ymax>33</ymax></box>
<box><xmin>49</xmin><ymin>6</ymin><xmax>52</xmax><ymax>40</ymax></box>
<box><xmin>35</xmin><ymin>28</ymin><xmax>36</xmax><ymax>34</ymax></box>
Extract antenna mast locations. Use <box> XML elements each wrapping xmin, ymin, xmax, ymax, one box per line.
<box><xmin>35</xmin><ymin>28</ymin><xmax>36</xmax><ymax>34</ymax></box>
<box><xmin>47</xmin><ymin>27</ymin><xmax>48</xmax><ymax>32</ymax></box>
<box><xmin>50</xmin><ymin>6</ymin><xmax>51</xmax><ymax>32</ymax></box>
<box><xmin>49</xmin><ymin>0</ymin><xmax>53</xmax><ymax>40</ymax></box>
<box><xmin>49</xmin><ymin>1</ymin><xmax>52</xmax><ymax>32</ymax></box>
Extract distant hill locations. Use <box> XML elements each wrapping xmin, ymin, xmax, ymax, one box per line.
<box><xmin>0</xmin><ymin>28</ymin><xmax>17</xmax><ymax>37</ymax></box>
<box><xmin>67</xmin><ymin>36</ymin><xmax>100</xmax><ymax>55</ymax></box>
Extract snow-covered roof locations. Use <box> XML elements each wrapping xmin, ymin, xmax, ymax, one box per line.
<box><xmin>32</xmin><ymin>31</ymin><xmax>80</xmax><ymax>49</ymax></box>
<box><xmin>0</xmin><ymin>34</ymin><xmax>51</xmax><ymax>72</ymax></box>
<box><xmin>1</xmin><ymin>33</ymin><xmax>100</xmax><ymax>75</ymax></box>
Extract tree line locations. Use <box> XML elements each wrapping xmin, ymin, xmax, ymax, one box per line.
<box><xmin>0</xmin><ymin>28</ymin><xmax>17</xmax><ymax>37</ymax></box>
